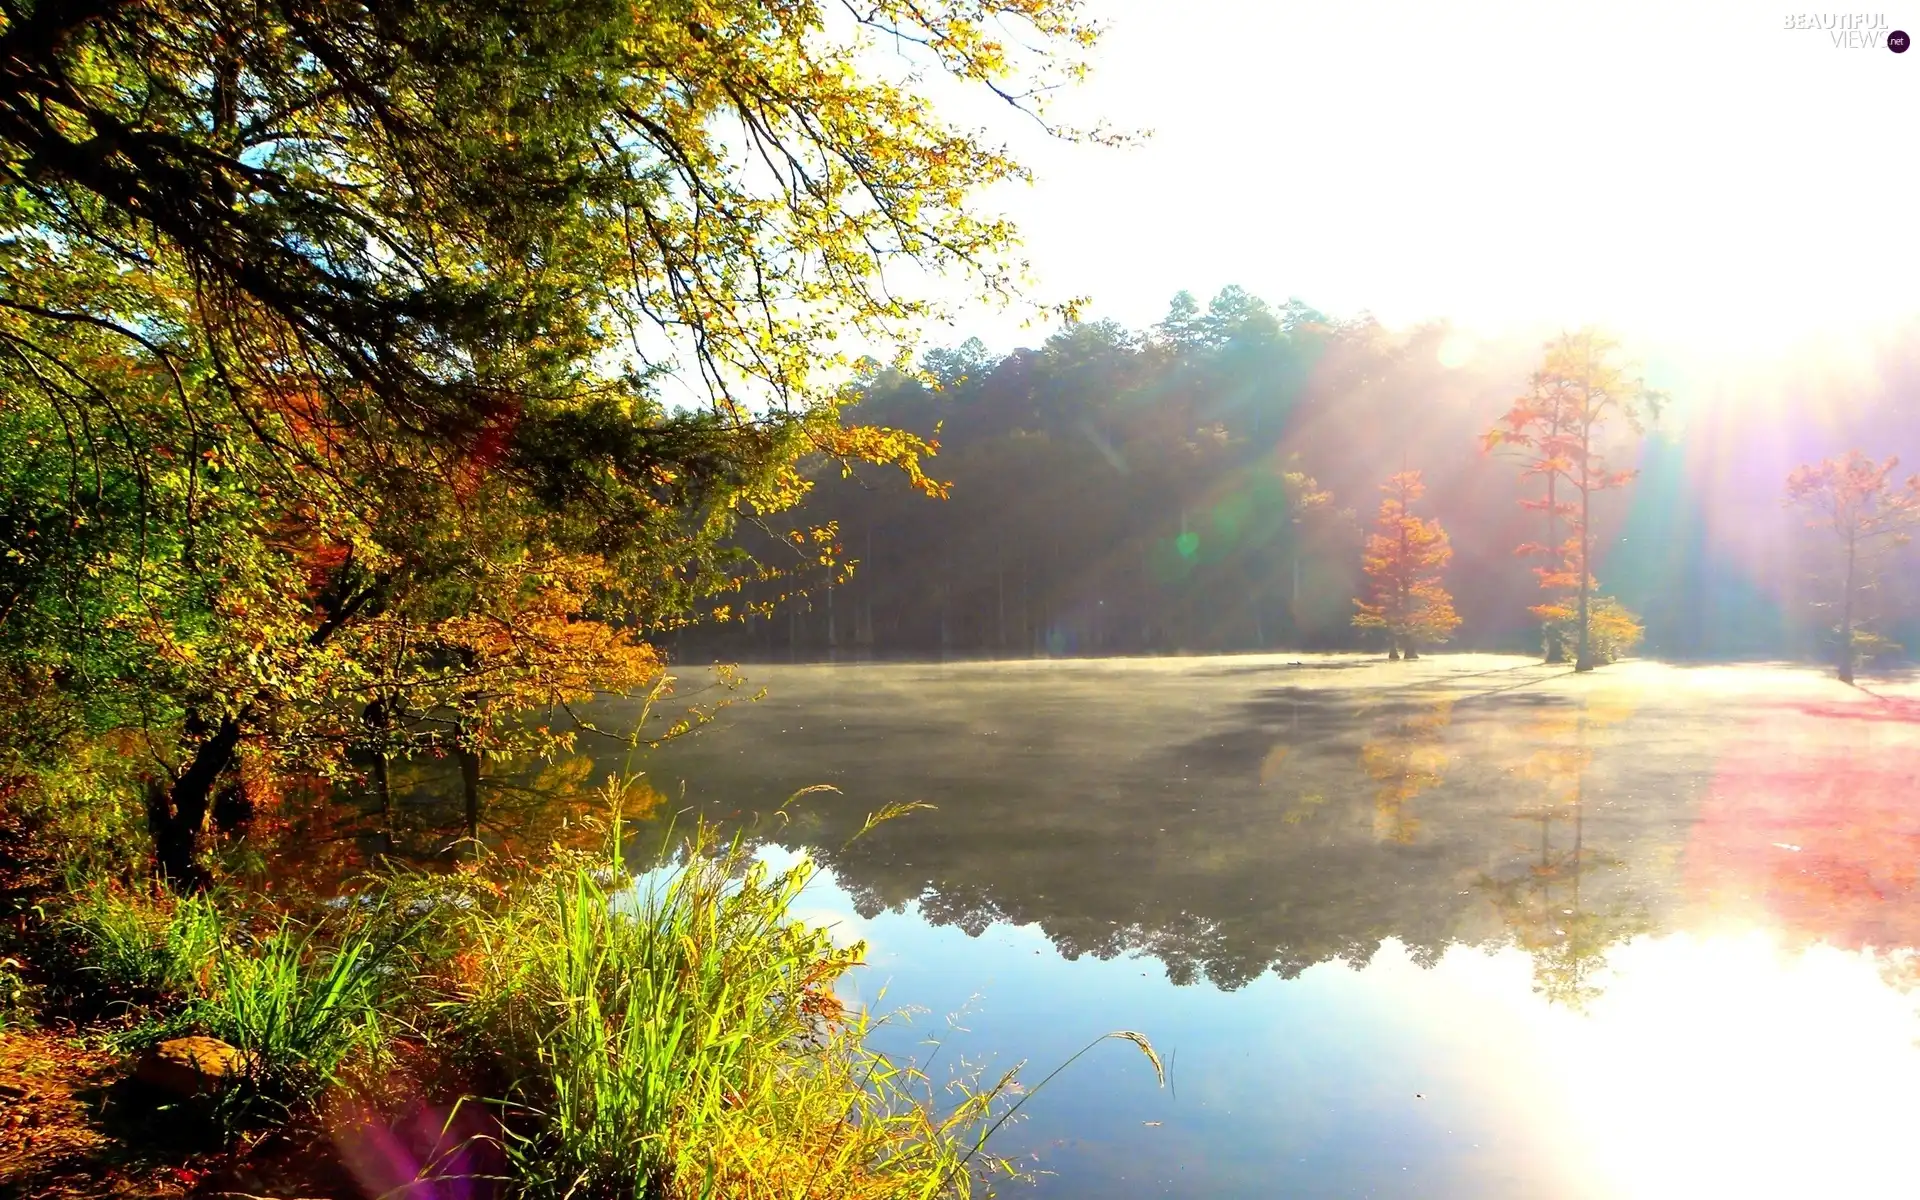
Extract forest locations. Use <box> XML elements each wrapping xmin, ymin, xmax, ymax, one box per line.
<box><xmin>680</xmin><ymin>287</ymin><xmax>1920</xmax><ymax>670</ymax></box>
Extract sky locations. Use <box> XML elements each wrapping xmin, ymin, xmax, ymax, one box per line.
<box><xmin>933</xmin><ymin>0</ymin><xmax>1917</xmax><ymax>366</ymax></box>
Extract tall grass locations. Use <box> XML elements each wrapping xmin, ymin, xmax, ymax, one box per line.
<box><xmin>17</xmin><ymin>781</ymin><xmax>1162</xmax><ymax>1196</ymax></box>
<box><xmin>60</xmin><ymin>881</ymin><xmax>224</xmax><ymax>1001</ymax></box>
<box><xmin>433</xmin><ymin>812</ymin><xmax>1083</xmax><ymax>1199</ymax></box>
<box><xmin>189</xmin><ymin>918</ymin><xmax>404</xmax><ymax>1124</ymax></box>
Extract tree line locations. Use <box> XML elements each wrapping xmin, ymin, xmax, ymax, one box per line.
<box><xmin>680</xmin><ymin>293</ymin><xmax>1920</xmax><ymax>680</ymax></box>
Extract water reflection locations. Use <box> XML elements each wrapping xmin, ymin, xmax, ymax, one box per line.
<box><xmin>286</xmin><ymin>656</ymin><xmax>1920</xmax><ymax>1004</ymax></box>
<box><xmin>633</xmin><ymin>658</ymin><xmax>1688</xmax><ymax>995</ymax></box>
<box><xmin>1477</xmin><ymin>700</ymin><xmax>1648</xmax><ymax>1008</ymax></box>
<box><xmin>259</xmin><ymin>655</ymin><xmax>1920</xmax><ymax>1196</ymax></box>
<box><xmin>1358</xmin><ymin>697</ymin><xmax>1453</xmax><ymax>844</ymax></box>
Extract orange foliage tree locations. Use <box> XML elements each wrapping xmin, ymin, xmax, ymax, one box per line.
<box><xmin>1352</xmin><ymin>472</ymin><xmax>1460</xmax><ymax>660</ymax></box>
<box><xmin>1784</xmin><ymin>451</ymin><xmax>1920</xmax><ymax>683</ymax></box>
<box><xmin>1487</xmin><ymin>370</ymin><xmax>1578</xmax><ymax>662</ymax></box>
<box><xmin>1485</xmin><ymin>329</ymin><xmax>1658</xmax><ymax>671</ymax></box>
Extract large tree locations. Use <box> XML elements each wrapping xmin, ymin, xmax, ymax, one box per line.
<box><xmin>0</xmin><ymin>0</ymin><xmax>1101</xmax><ymax>880</ymax></box>
<box><xmin>1486</xmin><ymin>330</ymin><xmax>1658</xmax><ymax>672</ymax></box>
<box><xmin>1784</xmin><ymin>451</ymin><xmax>1920</xmax><ymax>684</ymax></box>
<box><xmin>1352</xmin><ymin>471</ymin><xmax>1459</xmax><ymax>660</ymax></box>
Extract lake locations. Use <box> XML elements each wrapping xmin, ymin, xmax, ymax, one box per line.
<box><xmin>322</xmin><ymin>653</ymin><xmax>1920</xmax><ymax>1198</ymax></box>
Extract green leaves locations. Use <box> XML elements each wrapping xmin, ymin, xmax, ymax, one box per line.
<box><xmin>1</xmin><ymin>0</ymin><xmax>1098</xmax><ymax>863</ymax></box>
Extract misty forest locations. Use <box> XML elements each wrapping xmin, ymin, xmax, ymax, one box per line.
<box><xmin>689</xmin><ymin>291</ymin><xmax>1920</xmax><ymax>671</ymax></box>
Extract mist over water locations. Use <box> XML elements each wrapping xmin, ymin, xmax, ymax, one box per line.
<box><xmin>619</xmin><ymin>655</ymin><xmax>1920</xmax><ymax>1198</ymax></box>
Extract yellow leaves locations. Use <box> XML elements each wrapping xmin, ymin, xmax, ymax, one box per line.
<box><xmin>813</xmin><ymin>421</ymin><xmax>949</xmax><ymax>499</ymax></box>
<box><xmin>1534</xmin><ymin>596</ymin><xmax>1644</xmax><ymax>663</ymax></box>
<box><xmin>0</xmin><ymin>0</ymin><xmax>1117</xmax><ymax>826</ymax></box>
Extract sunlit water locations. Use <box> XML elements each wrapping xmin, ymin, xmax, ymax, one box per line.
<box><xmin>335</xmin><ymin>653</ymin><xmax>1920</xmax><ymax>1198</ymax></box>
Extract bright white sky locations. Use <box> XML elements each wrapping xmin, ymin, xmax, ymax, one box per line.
<box><xmin>941</xmin><ymin>0</ymin><xmax>1917</xmax><ymax>362</ymax></box>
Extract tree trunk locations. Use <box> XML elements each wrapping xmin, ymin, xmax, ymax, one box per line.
<box><xmin>458</xmin><ymin>743</ymin><xmax>482</xmax><ymax>852</ymax></box>
<box><xmin>1574</xmin><ymin>423</ymin><xmax>1596</xmax><ymax>672</ymax></box>
<box><xmin>364</xmin><ymin>699</ymin><xmax>395</xmax><ymax>857</ymax></box>
<box><xmin>372</xmin><ymin>750</ymin><xmax>394</xmax><ymax>857</ymax></box>
<box><xmin>1021</xmin><ymin>557</ymin><xmax>1031</xmax><ymax>657</ymax></box>
<box><xmin>458</xmin><ymin>754</ymin><xmax>479</xmax><ymax>833</ymax></box>
<box><xmin>996</xmin><ymin>545</ymin><xmax>1006</xmax><ymax>654</ymax></box>
<box><xmin>1404</xmin><ymin>640</ymin><xmax>1420</xmax><ymax>661</ymax></box>
<box><xmin>150</xmin><ymin>713</ymin><xmax>243</xmax><ymax>888</ymax></box>
<box><xmin>145</xmin><ymin>566</ymin><xmax>379</xmax><ymax>886</ymax></box>
<box><xmin>1544</xmin><ymin>470</ymin><xmax>1566</xmax><ymax>663</ymax></box>
<box><xmin>1839</xmin><ymin>529</ymin><xmax>1857</xmax><ymax>685</ymax></box>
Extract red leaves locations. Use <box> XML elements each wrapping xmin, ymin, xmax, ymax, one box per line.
<box><xmin>1489</xmin><ymin>331</ymin><xmax>1655</xmax><ymax>637</ymax></box>
<box><xmin>454</xmin><ymin>400</ymin><xmax>523</xmax><ymax>503</ymax></box>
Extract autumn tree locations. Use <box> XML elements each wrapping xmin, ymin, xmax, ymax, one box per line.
<box><xmin>0</xmin><ymin>0</ymin><xmax>1103</xmax><ymax>881</ymax></box>
<box><xmin>1486</xmin><ymin>330</ymin><xmax>1659</xmax><ymax>671</ymax></box>
<box><xmin>1352</xmin><ymin>472</ymin><xmax>1460</xmax><ymax>660</ymax></box>
<box><xmin>1487</xmin><ymin>371</ymin><xmax>1578</xmax><ymax>662</ymax></box>
<box><xmin>1784</xmin><ymin>451</ymin><xmax>1920</xmax><ymax>684</ymax></box>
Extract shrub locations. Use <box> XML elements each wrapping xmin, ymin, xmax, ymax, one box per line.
<box><xmin>1533</xmin><ymin>595</ymin><xmax>1645</xmax><ymax>665</ymax></box>
<box><xmin>18</xmin><ymin>784</ymin><xmax>1164</xmax><ymax>1192</ymax></box>
<box><xmin>1585</xmin><ymin>596</ymin><xmax>1646</xmax><ymax>664</ymax></box>
<box><xmin>0</xmin><ymin>955</ymin><xmax>27</xmax><ymax>1029</ymax></box>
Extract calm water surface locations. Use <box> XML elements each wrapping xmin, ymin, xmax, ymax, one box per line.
<box><xmin>369</xmin><ymin>654</ymin><xmax>1920</xmax><ymax>1198</ymax></box>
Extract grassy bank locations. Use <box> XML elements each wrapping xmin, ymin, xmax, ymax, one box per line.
<box><xmin>0</xmin><ymin>782</ymin><xmax>1158</xmax><ymax>1198</ymax></box>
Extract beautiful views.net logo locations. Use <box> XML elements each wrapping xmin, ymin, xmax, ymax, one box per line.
<box><xmin>1782</xmin><ymin>12</ymin><xmax>1911</xmax><ymax>49</ymax></box>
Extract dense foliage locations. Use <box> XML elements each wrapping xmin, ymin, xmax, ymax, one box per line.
<box><xmin>686</xmin><ymin>291</ymin><xmax>1435</xmax><ymax>659</ymax></box>
<box><xmin>0</xmin><ymin>0</ymin><xmax>1099</xmax><ymax>879</ymax></box>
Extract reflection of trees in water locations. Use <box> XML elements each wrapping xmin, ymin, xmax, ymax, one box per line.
<box><xmin>1357</xmin><ymin>699</ymin><xmax>1455</xmax><ymax>844</ymax></box>
<box><xmin>1258</xmin><ymin>696</ymin><xmax>1328</xmax><ymax>825</ymax></box>
<box><xmin>1478</xmin><ymin>699</ymin><xmax>1647</xmax><ymax>1008</ymax></box>
<box><xmin>766</xmin><ymin>688</ymin><xmax>1504</xmax><ymax>993</ymax></box>
<box><xmin>339</xmin><ymin>676</ymin><xmax>1718</xmax><ymax>996</ymax></box>
<box><xmin>243</xmin><ymin>751</ymin><xmax>664</xmax><ymax>880</ymax></box>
